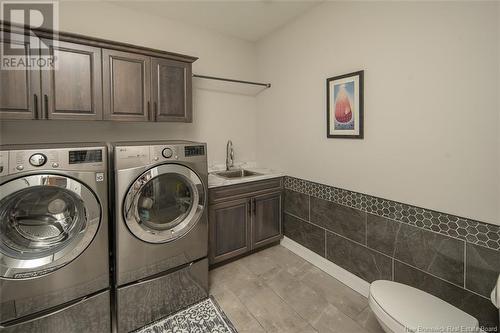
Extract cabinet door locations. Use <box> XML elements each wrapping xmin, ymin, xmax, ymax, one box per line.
<box><xmin>41</xmin><ymin>40</ymin><xmax>102</xmax><ymax>120</ymax></box>
<box><xmin>151</xmin><ymin>58</ymin><xmax>192</xmax><ymax>122</ymax></box>
<box><xmin>252</xmin><ymin>191</ymin><xmax>282</xmax><ymax>249</ymax></box>
<box><xmin>209</xmin><ymin>198</ymin><xmax>251</xmax><ymax>264</ymax></box>
<box><xmin>102</xmin><ymin>49</ymin><xmax>150</xmax><ymax>121</ymax></box>
<box><xmin>0</xmin><ymin>33</ymin><xmax>41</xmax><ymax>120</ymax></box>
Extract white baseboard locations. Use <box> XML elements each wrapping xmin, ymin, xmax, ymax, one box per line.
<box><xmin>280</xmin><ymin>236</ymin><xmax>370</xmax><ymax>298</ymax></box>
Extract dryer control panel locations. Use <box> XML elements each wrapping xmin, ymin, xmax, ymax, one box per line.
<box><xmin>114</xmin><ymin>142</ymin><xmax>207</xmax><ymax>170</ymax></box>
<box><xmin>151</xmin><ymin>145</ymin><xmax>179</xmax><ymax>162</ymax></box>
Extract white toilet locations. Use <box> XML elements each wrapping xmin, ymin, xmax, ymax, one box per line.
<box><xmin>369</xmin><ymin>280</ymin><xmax>480</xmax><ymax>333</ymax></box>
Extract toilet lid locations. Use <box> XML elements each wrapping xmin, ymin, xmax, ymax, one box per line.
<box><xmin>370</xmin><ymin>280</ymin><xmax>479</xmax><ymax>332</ymax></box>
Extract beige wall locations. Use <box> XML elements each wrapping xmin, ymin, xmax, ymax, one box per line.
<box><xmin>256</xmin><ymin>1</ymin><xmax>500</xmax><ymax>224</ymax></box>
<box><xmin>2</xmin><ymin>1</ymin><xmax>498</xmax><ymax>224</ymax></box>
<box><xmin>0</xmin><ymin>1</ymin><xmax>258</xmax><ymax>167</ymax></box>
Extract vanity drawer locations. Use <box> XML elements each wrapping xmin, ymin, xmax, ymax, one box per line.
<box><xmin>209</xmin><ymin>177</ymin><xmax>283</xmax><ymax>203</ymax></box>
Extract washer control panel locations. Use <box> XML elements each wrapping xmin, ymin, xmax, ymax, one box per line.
<box><xmin>5</xmin><ymin>146</ymin><xmax>106</xmax><ymax>174</ymax></box>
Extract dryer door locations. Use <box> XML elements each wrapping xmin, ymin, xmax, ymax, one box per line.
<box><xmin>124</xmin><ymin>164</ymin><xmax>205</xmax><ymax>243</ymax></box>
<box><xmin>0</xmin><ymin>174</ymin><xmax>101</xmax><ymax>279</ymax></box>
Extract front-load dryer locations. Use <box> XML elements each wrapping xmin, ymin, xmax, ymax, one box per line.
<box><xmin>0</xmin><ymin>143</ymin><xmax>110</xmax><ymax>333</ymax></box>
<box><xmin>113</xmin><ymin>141</ymin><xmax>208</xmax><ymax>333</ymax></box>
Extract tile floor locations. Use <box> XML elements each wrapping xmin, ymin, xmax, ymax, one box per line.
<box><xmin>209</xmin><ymin>245</ymin><xmax>385</xmax><ymax>333</ymax></box>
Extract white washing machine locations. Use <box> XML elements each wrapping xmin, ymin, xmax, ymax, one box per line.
<box><xmin>112</xmin><ymin>141</ymin><xmax>208</xmax><ymax>333</ymax></box>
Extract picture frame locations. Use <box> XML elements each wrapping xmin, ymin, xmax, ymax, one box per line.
<box><xmin>326</xmin><ymin>70</ymin><xmax>364</xmax><ymax>139</ymax></box>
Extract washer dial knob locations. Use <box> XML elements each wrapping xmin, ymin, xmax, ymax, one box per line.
<box><xmin>29</xmin><ymin>153</ymin><xmax>47</xmax><ymax>167</ymax></box>
<box><xmin>162</xmin><ymin>148</ymin><xmax>173</xmax><ymax>158</ymax></box>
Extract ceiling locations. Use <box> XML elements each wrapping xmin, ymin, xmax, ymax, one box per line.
<box><xmin>109</xmin><ymin>0</ymin><xmax>321</xmax><ymax>42</ymax></box>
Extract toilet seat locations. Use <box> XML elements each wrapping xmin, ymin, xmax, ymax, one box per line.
<box><xmin>369</xmin><ymin>280</ymin><xmax>479</xmax><ymax>333</ymax></box>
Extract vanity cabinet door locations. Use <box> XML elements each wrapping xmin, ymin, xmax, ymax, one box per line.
<box><xmin>209</xmin><ymin>198</ymin><xmax>251</xmax><ymax>265</ymax></box>
<box><xmin>0</xmin><ymin>33</ymin><xmax>41</xmax><ymax>120</ymax></box>
<box><xmin>102</xmin><ymin>49</ymin><xmax>151</xmax><ymax>121</ymax></box>
<box><xmin>252</xmin><ymin>191</ymin><xmax>282</xmax><ymax>249</ymax></box>
<box><xmin>151</xmin><ymin>58</ymin><xmax>192</xmax><ymax>122</ymax></box>
<box><xmin>41</xmin><ymin>40</ymin><xmax>103</xmax><ymax>120</ymax></box>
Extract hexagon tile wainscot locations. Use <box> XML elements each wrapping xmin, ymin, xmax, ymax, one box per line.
<box><xmin>284</xmin><ymin>176</ymin><xmax>500</xmax><ymax>251</ymax></box>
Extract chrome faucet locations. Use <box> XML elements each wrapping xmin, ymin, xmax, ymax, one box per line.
<box><xmin>226</xmin><ymin>140</ymin><xmax>234</xmax><ymax>171</ymax></box>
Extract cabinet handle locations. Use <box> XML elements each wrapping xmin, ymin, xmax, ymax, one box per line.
<box><xmin>147</xmin><ymin>102</ymin><xmax>151</xmax><ymax>121</ymax></box>
<box><xmin>43</xmin><ymin>94</ymin><xmax>49</xmax><ymax>119</ymax></box>
<box><xmin>248</xmin><ymin>199</ymin><xmax>252</xmax><ymax>216</ymax></box>
<box><xmin>154</xmin><ymin>102</ymin><xmax>158</xmax><ymax>121</ymax></box>
<box><xmin>253</xmin><ymin>198</ymin><xmax>256</xmax><ymax>215</ymax></box>
<box><xmin>33</xmin><ymin>94</ymin><xmax>39</xmax><ymax>119</ymax></box>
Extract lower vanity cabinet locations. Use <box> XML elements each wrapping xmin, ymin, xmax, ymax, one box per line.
<box><xmin>208</xmin><ymin>178</ymin><xmax>283</xmax><ymax>265</ymax></box>
<box><xmin>252</xmin><ymin>191</ymin><xmax>282</xmax><ymax>248</ymax></box>
<box><xmin>209</xmin><ymin>198</ymin><xmax>252</xmax><ymax>264</ymax></box>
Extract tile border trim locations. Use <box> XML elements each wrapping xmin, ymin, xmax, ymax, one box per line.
<box><xmin>284</xmin><ymin>176</ymin><xmax>500</xmax><ymax>251</ymax></box>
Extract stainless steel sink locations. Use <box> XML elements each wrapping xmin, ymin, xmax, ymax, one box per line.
<box><xmin>214</xmin><ymin>169</ymin><xmax>262</xmax><ymax>179</ymax></box>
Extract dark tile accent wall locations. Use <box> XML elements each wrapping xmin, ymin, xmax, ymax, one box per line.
<box><xmin>466</xmin><ymin>243</ymin><xmax>500</xmax><ymax>298</ymax></box>
<box><xmin>394</xmin><ymin>261</ymin><xmax>498</xmax><ymax>330</ymax></box>
<box><xmin>366</xmin><ymin>213</ymin><xmax>465</xmax><ymax>286</ymax></box>
<box><xmin>326</xmin><ymin>232</ymin><xmax>392</xmax><ymax>282</ymax></box>
<box><xmin>366</xmin><ymin>213</ymin><xmax>399</xmax><ymax>256</ymax></box>
<box><xmin>283</xmin><ymin>213</ymin><xmax>325</xmax><ymax>256</ymax></box>
<box><xmin>283</xmin><ymin>176</ymin><xmax>499</xmax><ymax>330</ymax></box>
<box><xmin>311</xmin><ymin>197</ymin><xmax>366</xmax><ymax>244</ymax></box>
<box><xmin>395</xmin><ymin>221</ymin><xmax>464</xmax><ymax>286</ymax></box>
<box><xmin>284</xmin><ymin>189</ymin><xmax>309</xmax><ymax>220</ymax></box>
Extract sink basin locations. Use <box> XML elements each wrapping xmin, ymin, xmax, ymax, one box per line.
<box><xmin>214</xmin><ymin>169</ymin><xmax>262</xmax><ymax>179</ymax></box>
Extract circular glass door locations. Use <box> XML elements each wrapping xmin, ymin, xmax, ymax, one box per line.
<box><xmin>124</xmin><ymin>164</ymin><xmax>205</xmax><ymax>243</ymax></box>
<box><xmin>0</xmin><ymin>175</ymin><xmax>101</xmax><ymax>279</ymax></box>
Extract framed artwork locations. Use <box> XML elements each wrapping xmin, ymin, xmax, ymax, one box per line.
<box><xmin>326</xmin><ymin>70</ymin><xmax>364</xmax><ymax>138</ymax></box>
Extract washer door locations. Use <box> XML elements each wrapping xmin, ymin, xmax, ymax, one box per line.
<box><xmin>0</xmin><ymin>174</ymin><xmax>101</xmax><ymax>279</ymax></box>
<box><xmin>124</xmin><ymin>164</ymin><xmax>205</xmax><ymax>244</ymax></box>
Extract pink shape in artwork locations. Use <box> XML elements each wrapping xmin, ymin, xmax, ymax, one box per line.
<box><xmin>334</xmin><ymin>87</ymin><xmax>353</xmax><ymax>123</ymax></box>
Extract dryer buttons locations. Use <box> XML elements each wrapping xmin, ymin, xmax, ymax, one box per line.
<box><xmin>29</xmin><ymin>153</ymin><xmax>47</xmax><ymax>167</ymax></box>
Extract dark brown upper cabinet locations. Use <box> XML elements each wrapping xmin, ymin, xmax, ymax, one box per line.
<box><xmin>151</xmin><ymin>58</ymin><xmax>192</xmax><ymax>122</ymax></box>
<box><xmin>41</xmin><ymin>39</ymin><xmax>103</xmax><ymax>120</ymax></box>
<box><xmin>0</xmin><ymin>33</ymin><xmax>41</xmax><ymax>120</ymax></box>
<box><xmin>1</xmin><ymin>23</ymin><xmax>196</xmax><ymax>122</ymax></box>
<box><xmin>102</xmin><ymin>49</ymin><xmax>151</xmax><ymax>121</ymax></box>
